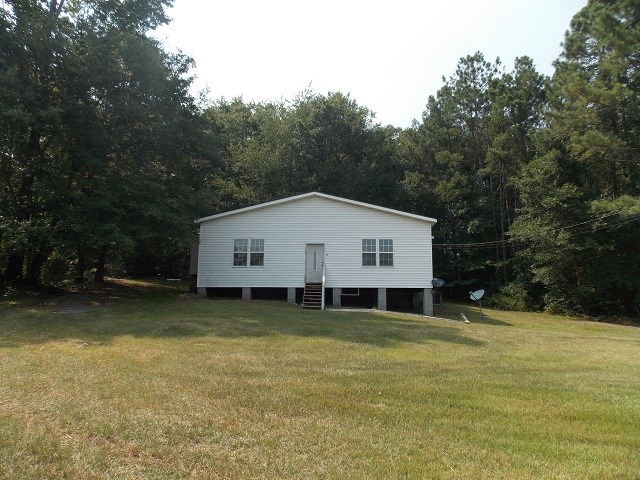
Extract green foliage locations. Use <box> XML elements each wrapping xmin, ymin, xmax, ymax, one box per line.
<box><xmin>509</xmin><ymin>0</ymin><xmax>640</xmax><ymax>316</ymax></box>
<box><xmin>0</xmin><ymin>0</ymin><xmax>212</xmax><ymax>285</ymax></box>
<box><xmin>394</xmin><ymin>0</ymin><xmax>639</xmax><ymax>316</ymax></box>
<box><xmin>1</xmin><ymin>0</ymin><xmax>638</xmax><ymax>317</ymax></box>
<box><xmin>202</xmin><ymin>91</ymin><xmax>404</xmax><ymax>212</ymax></box>
<box><xmin>400</xmin><ymin>53</ymin><xmax>547</xmax><ymax>300</ymax></box>
<box><xmin>491</xmin><ymin>282</ymin><xmax>539</xmax><ymax>312</ymax></box>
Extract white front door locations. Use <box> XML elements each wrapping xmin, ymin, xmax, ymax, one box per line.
<box><xmin>305</xmin><ymin>244</ymin><xmax>324</xmax><ymax>283</ymax></box>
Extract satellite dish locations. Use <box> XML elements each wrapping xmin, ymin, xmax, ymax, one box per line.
<box><xmin>469</xmin><ymin>289</ymin><xmax>485</xmax><ymax>301</ymax></box>
<box><xmin>432</xmin><ymin>278</ymin><xmax>445</xmax><ymax>288</ymax></box>
<box><xmin>469</xmin><ymin>289</ymin><xmax>485</xmax><ymax>321</ymax></box>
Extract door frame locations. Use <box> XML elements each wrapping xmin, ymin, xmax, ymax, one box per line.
<box><xmin>304</xmin><ymin>243</ymin><xmax>325</xmax><ymax>283</ymax></box>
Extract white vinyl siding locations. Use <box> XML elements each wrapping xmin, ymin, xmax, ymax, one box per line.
<box><xmin>198</xmin><ymin>196</ymin><xmax>434</xmax><ymax>288</ymax></box>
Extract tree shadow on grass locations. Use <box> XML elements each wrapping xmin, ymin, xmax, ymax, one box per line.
<box><xmin>0</xmin><ymin>295</ymin><xmax>485</xmax><ymax>349</ymax></box>
<box><xmin>433</xmin><ymin>302</ymin><xmax>513</xmax><ymax>327</ymax></box>
<box><xmin>202</xmin><ymin>304</ymin><xmax>485</xmax><ymax>347</ymax></box>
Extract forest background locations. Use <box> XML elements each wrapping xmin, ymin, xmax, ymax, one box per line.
<box><xmin>1</xmin><ymin>0</ymin><xmax>638</xmax><ymax>316</ymax></box>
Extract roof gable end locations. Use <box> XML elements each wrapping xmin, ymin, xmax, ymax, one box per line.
<box><xmin>195</xmin><ymin>192</ymin><xmax>437</xmax><ymax>224</ymax></box>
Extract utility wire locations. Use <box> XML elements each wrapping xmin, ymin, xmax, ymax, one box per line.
<box><xmin>565</xmin><ymin>214</ymin><xmax>640</xmax><ymax>238</ymax></box>
<box><xmin>433</xmin><ymin>210</ymin><xmax>640</xmax><ymax>249</ymax></box>
<box><xmin>433</xmin><ymin>209</ymin><xmax>622</xmax><ymax>248</ymax></box>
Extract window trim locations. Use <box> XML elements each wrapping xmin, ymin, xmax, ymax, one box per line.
<box><xmin>361</xmin><ymin>238</ymin><xmax>394</xmax><ymax>268</ymax></box>
<box><xmin>233</xmin><ymin>238</ymin><xmax>265</xmax><ymax>267</ymax></box>
<box><xmin>361</xmin><ymin>238</ymin><xmax>377</xmax><ymax>267</ymax></box>
<box><xmin>378</xmin><ymin>239</ymin><xmax>394</xmax><ymax>267</ymax></box>
<box><xmin>233</xmin><ymin>238</ymin><xmax>248</xmax><ymax>267</ymax></box>
<box><xmin>250</xmin><ymin>238</ymin><xmax>265</xmax><ymax>267</ymax></box>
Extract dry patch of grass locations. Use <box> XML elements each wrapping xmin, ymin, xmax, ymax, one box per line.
<box><xmin>1</xmin><ymin>285</ymin><xmax>639</xmax><ymax>478</ymax></box>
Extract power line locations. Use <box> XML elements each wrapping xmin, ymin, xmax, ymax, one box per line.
<box><xmin>566</xmin><ymin>214</ymin><xmax>640</xmax><ymax>238</ymax></box>
<box><xmin>433</xmin><ymin>209</ymin><xmax>623</xmax><ymax>248</ymax></box>
<box><xmin>433</xmin><ymin>211</ymin><xmax>640</xmax><ymax>250</ymax></box>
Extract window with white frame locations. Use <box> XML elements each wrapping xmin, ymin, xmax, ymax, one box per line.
<box><xmin>362</xmin><ymin>239</ymin><xmax>376</xmax><ymax>266</ymax></box>
<box><xmin>233</xmin><ymin>238</ymin><xmax>264</xmax><ymax>266</ymax></box>
<box><xmin>233</xmin><ymin>239</ymin><xmax>248</xmax><ymax>266</ymax></box>
<box><xmin>250</xmin><ymin>239</ymin><xmax>264</xmax><ymax>266</ymax></box>
<box><xmin>378</xmin><ymin>239</ymin><xmax>393</xmax><ymax>266</ymax></box>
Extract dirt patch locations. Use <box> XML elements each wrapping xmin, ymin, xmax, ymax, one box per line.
<box><xmin>2</xmin><ymin>278</ymin><xmax>187</xmax><ymax>313</ymax></box>
<box><xmin>45</xmin><ymin>296</ymin><xmax>108</xmax><ymax>314</ymax></box>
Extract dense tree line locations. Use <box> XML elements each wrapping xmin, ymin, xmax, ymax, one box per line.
<box><xmin>1</xmin><ymin>0</ymin><xmax>638</xmax><ymax>316</ymax></box>
<box><xmin>1</xmin><ymin>0</ymin><xmax>216</xmax><ymax>284</ymax></box>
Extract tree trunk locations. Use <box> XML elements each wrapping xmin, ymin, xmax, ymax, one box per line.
<box><xmin>94</xmin><ymin>245</ymin><xmax>108</xmax><ymax>282</ymax></box>
<box><xmin>4</xmin><ymin>252</ymin><xmax>25</xmax><ymax>281</ymax></box>
<box><xmin>75</xmin><ymin>248</ymin><xmax>86</xmax><ymax>284</ymax></box>
<box><xmin>499</xmin><ymin>162</ymin><xmax>508</xmax><ymax>283</ymax></box>
<box><xmin>488</xmin><ymin>174</ymin><xmax>501</xmax><ymax>265</ymax></box>
<box><xmin>25</xmin><ymin>245</ymin><xmax>50</xmax><ymax>286</ymax></box>
<box><xmin>49</xmin><ymin>0</ymin><xmax>65</xmax><ymax>16</ymax></box>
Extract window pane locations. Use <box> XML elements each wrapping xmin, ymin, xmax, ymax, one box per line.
<box><xmin>250</xmin><ymin>239</ymin><xmax>264</xmax><ymax>252</ymax></box>
<box><xmin>234</xmin><ymin>239</ymin><xmax>248</xmax><ymax>253</ymax></box>
<box><xmin>250</xmin><ymin>252</ymin><xmax>264</xmax><ymax>266</ymax></box>
<box><xmin>379</xmin><ymin>239</ymin><xmax>393</xmax><ymax>252</ymax></box>
<box><xmin>233</xmin><ymin>253</ymin><xmax>248</xmax><ymax>266</ymax></box>
<box><xmin>362</xmin><ymin>252</ymin><xmax>376</xmax><ymax>266</ymax></box>
<box><xmin>379</xmin><ymin>253</ymin><xmax>393</xmax><ymax>266</ymax></box>
<box><xmin>362</xmin><ymin>238</ymin><xmax>376</xmax><ymax>253</ymax></box>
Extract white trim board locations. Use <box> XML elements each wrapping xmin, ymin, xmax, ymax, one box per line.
<box><xmin>195</xmin><ymin>192</ymin><xmax>437</xmax><ymax>225</ymax></box>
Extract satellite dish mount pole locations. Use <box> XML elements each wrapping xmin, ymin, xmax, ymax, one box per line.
<box><xmin>469</xmin><ymin>289</ymin><xmax>485</xmax><ymax>321</ymax></box>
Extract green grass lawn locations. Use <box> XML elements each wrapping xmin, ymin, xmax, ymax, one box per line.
<box><xmin>1</xmin><ymin>281</ymin><xmax>639</xmax><ymax>479</ymax></box>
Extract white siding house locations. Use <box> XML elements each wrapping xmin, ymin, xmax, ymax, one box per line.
<box><xmin>194</xmin><ymin>192</ymin><xmax>437</xmax><ymax>315</ymax></box>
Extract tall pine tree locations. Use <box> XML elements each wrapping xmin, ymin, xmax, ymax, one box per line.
<box><xmin>510</xmin><ymin>0</ymin><xmax>640</xmax><ymax>315</ymax></box>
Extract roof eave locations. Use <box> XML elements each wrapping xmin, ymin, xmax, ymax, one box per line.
<box><xmin>194</xmin><ymin>191</ymin><xmax>437</xmax><ymax>225</ymax></box>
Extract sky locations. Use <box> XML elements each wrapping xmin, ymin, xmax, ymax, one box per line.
<box><xmin>154</xmin><ymin>0</ymin><xmax>588</xmax><ymax>128</ymax></box>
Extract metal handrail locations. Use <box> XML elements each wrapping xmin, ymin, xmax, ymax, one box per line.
<box><xmin>321</xmin><ymin>261</ymin><xmax>326</xmax><ymax>310</ymax></box>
